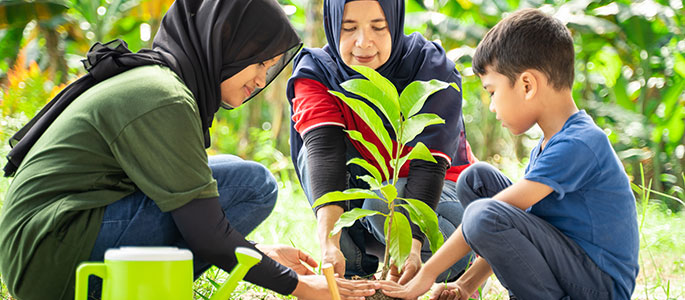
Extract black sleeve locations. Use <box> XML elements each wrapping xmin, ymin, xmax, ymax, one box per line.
<box><xmin>403</xmin><ymin>156</ymin><xmax>449</xmax><ymax>243</ymax></box>
<box><xmin>170</xmin><ymin>197</ymin><xmax>298</xmax><ymax>295</ymax></box>
<box><xmin>302</xmin><ymin>125</ymin><xmax>348</xmax><ymax>212</ymax></box>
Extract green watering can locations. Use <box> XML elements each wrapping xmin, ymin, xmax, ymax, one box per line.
<box><xmin>75</xmin><ymin>246</ymin><xmax>262</xmax><ymax>300</ymax></box>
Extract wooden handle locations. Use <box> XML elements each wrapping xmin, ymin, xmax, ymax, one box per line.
<box><xmin>322</xmin><ymin>263</ymin><xmax>341</xmax><ymax>300</ymax></box>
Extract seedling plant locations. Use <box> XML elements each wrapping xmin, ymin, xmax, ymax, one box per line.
<box><xmin>312</xmin><ymin>65</ymin><xmax>460</xmax><ymax>279</ymax></box>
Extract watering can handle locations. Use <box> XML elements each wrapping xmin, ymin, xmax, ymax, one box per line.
<box><xmin>75</xmin><ymin>262</ymin><xmax>107</xmax><ymax>300</ymax></box>
<box><xmin>209</xmin><ymin>247</ymin><xmax>263</xmax><ymax>300</ymax></box>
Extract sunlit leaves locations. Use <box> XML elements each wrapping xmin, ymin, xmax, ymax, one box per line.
<box><xmin>398</xmin><ymin>198</ymin><xmax>444</xmax><ymax>254</ymax></box>
<box><xmin>385</xmin><ymin>212</ymin><xmax>412</xmax><ymax>271</ymax></box>
<box><xmin>331</xmin><ymin>208</ymin><xmax>380</xmax><ymax>236</ymax></box>
<box><xmin>312</xmin><ymin>189</ymin><xmax>382</xmax><ymax>208</ymax></box>
<box><xmin>400</xmin><ymin>80</ymin><xmax>459</xmax><ymax>119</ymax></box>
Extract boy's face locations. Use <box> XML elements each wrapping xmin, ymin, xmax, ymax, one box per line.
<box><xmin>479</xmin><ymin>66</ymin><xmax>537</xmax><ymax>135</ymax></box>
<box><xmin>338</xmin><ymin>0</ymin><xmax>392</xmax><ymax>70</ymax></box>
<box><xmin>220</xmin><ymin>54</ymin><xmax>283</xmax><ymax>108</ymax></box>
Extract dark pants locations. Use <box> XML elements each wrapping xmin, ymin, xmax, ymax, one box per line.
<box><xmin>87</xmin><ymin>155</ymin><xmax>278</xmax><ymax>299</ymax></box>
<box><xmin>456</xmin><ymin>162</ymin><xmax>615</xmax><ymax>300</ymax></box>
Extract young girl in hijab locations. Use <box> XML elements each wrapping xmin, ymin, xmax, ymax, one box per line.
<box><xmin>287</xmin><ymin>0</ymin><xmax>476</xmax><ymax>284</ymax></box>
<box><xmin>0</xmin><ymin>1</ymin><xmax>379</xmax><ymax>299</ymax></box>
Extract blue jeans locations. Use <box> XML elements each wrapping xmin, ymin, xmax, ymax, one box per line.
<box><xmin>87</xmin><ymin>155</ymin><xmax>278</xmax><ymax>296</ymax></box>
<box><xmin>297</xmin><ymin>146</ymin><xmax>473</xmax><ymax>282</ymax></box>
<box><xmin>457</xmin><ymin>162</ymin><xmax>614</xmax><ymax>299</ymax></box>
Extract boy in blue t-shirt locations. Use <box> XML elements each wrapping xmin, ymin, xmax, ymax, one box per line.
<box><xmin>380</xmin><ymin>8</ymin><xmax>639</xmax><ymax>300</ymax></box>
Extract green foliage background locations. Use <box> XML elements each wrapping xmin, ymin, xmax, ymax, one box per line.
<box><xmin>1</xmin><ymin>0</ymin><xmax>683</xmax><ymax>207</ymax></box>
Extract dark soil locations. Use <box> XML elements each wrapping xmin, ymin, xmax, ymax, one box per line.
<box><xmin>351</xmin><ymin>275</ymin><xmax>400</xmax><ymax>300</ymax></box>
<box><xmin>366</xmin><ymin>289</ymin><xmax>401</xmax><ymax>300</ymax></box>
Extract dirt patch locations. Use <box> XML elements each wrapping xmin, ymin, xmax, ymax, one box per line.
<box><xmin>350</xmin><ymin>275</ymin><xmax>400</xmax><ymax>300</ymax></box>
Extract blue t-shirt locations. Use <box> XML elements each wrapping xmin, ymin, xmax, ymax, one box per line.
<box><xmin>524</xmin><ymin>110</ymin><xmax>639</xmax><ymax>300</ymax></box>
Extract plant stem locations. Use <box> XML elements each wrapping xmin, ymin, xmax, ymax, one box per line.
<box><xmin>381</xmin><ymin>125</ymin><xmax>406</xmax><ymax>279</ymax></box>
<box><xmin>381</xmin><ymin>209</ymin><xmax>393</xmax><ymax>279</ymax></box>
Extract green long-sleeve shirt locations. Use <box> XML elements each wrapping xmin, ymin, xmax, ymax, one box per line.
<box><xmin>0</xmin><ymin>65</ymin><xmax>218</xmax><ymax>300</ymax></box>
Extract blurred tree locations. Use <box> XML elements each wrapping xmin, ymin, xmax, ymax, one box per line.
<box><xmin>0</xmin><ymin>0</ymin><xmax>70</xmax><ymax>82</ymax></box>
<box><xmin>405</xmin><ymin>0</ymin><xmax>685</xmax><ymax>208</ymax></box>
<box><xmin>1</xmin><ymin>0</ymin><xmax>682</xmax><ymax>208</ymax></box>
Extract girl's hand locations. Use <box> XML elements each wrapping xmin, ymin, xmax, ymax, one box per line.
<box><xmin>292</xmin><ymin>275</ymin><xmax>379</xmax><ymax>300</ymax></box>
<box><xmin>256</xmin><ymin>244</ymin><xmax>317</xmax><ymax>275</ymax></box>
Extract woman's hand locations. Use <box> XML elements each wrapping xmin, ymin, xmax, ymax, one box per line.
<box><xmin>387</xmin><ymin>239</ymin><xmax>423</xmax><ymax>284</ymax></box>
<box><xmin>292</xmin><ymin>275</ymin><xmax>380</xmax><ymax>300</ymax></box>
<box><xmin>316</xmin><ymin>205</ymin><xmax>347</xmax><ymax>276</ymax></box>
<box><xmin>321</xmin><ymin>243</ymin><xmax>346</xmax><ymax>277</ymax></box>
<box><xmin>256</xmin><ymin>244</ymin><xmax>317</xmax><ymax>275</ymax></box>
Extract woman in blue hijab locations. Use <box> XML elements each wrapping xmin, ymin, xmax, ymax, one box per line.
<box><xmin>287</xmin><ymin>0</ymin><xmax>475</xmax><ymax>283</ymax></box>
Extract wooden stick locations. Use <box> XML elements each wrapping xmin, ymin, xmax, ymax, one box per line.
<box><xmin>322</xmin><ymin>263</ymin><xmax>341</xmax><ymax>300</ymax></box>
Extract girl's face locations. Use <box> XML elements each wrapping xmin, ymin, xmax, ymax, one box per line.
<box><xmin>338</xmin><ymin>0</ymin><xmax>392</xmax><ymax>70</ymax></box>
<box><xmin>220</xmin><ymin>54</ymin><xmax>283</xmax><ymax>108</ymax></box>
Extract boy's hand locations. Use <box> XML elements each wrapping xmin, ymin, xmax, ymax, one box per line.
<box><xmin>429</xmin><ymin>282</ymin><xmax>469</xmax><ymax>300</ymax></box>
<box><xmin>256</xmin><ymin>244</ymin><xmax>317</xmax><ymax>275</ymax></box>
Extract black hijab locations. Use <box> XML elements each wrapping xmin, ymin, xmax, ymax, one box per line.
<box><xmin>4</xmin><ymin>0</ymin><xmax>302</xmax><ymax>177</ymax></box>
<box><xmin>286</xmin><ymin>0</ymin><xmax>469</xmax><ymax>172</ymax></box>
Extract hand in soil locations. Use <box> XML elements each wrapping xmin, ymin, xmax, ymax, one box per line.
<box><xmin>429</xmin><ymin>282</ymin><xmax>465</xmax><ymax>300</ymax></box>
<box><xmin>256</xmin><ymin>243</ymin><xmax>317</xmax><ymax>275</ymax></box>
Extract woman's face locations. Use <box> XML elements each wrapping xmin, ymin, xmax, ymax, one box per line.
<box><xmin>220</xmin><ymin>54</ymin><xmax>283</xmax><ymax>108</ymax></box>
<box><xmin>338</xmin><ymin>0</ymin><xmax>392</xmax><ymax>70</ymax></box>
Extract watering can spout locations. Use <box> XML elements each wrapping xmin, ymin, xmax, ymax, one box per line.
<box><xmin>209</xmin><ymin>247</ymin><xmax>263</xmax><ymax>300</ymax></box>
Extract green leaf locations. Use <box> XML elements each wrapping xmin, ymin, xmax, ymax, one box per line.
<box><xmin>356</xmin><ymin>175</ymin><xmax>382</xmax><ymax>190</ymax></box>
<box><xmin>345</xmin><ymin>130</ymin><xmax>390</xmax><ymax>180</ymax></box>
<box><xmin>407</xmin><ymin>142</ymin><xmax>437</xmax><ymax>163</ymax></box>
<box><xmin>398</xmin><ymin>198</ymin><xmax>444</xmax><ymax>254</ymax></box>
<box><xmin>341</xmin><ymin>78</ymin><xmax>401</xmax><ymax>134</ymax></box>
<box><xmin>194</xmin><ymin>290</ymin><xmax>210</xmax><ymax>300</ymax></box>
<box><xmin>675</xmin><ymin>50</ymin><xmax>685</xmax><ymax>78</ymax></box>
<box><xmin>347</xmin><ymin>157</ymin><xmax>383</xmax><ymax>184</ymax></box>
<box><xmin>399</xmin><ymin>79</ymin><xmax>458</xmax><ymax>118</ymax></box>
<box><xmin>385</xmin><ymin>212</ymin><xmax>412</xmax><ymax>271</ymax></box>
<box><xmin>590</xmin><ymin>46</ymin><xmax>621</xmax><ymax>88</ymax></box>
<box><xmin>331</xmin><ymin>208</ymin><xmax>380</xmax><ymax>236</ymax></box>
<box><xmin>349</xmin><ymin>65</ymin><xmax>399</xmax><ymax>105</ymax></box>
<box><xmin>206</xmin><ymin>278</ymin><xmax>221</xmax><ymax>289</ymax></box>
<box><xmin>392</xmin><ymin>142</ymin><xmax>437</xmax><ymax>178</ymax></box>
<box><xmin>312</xmin><ymin>188</ymin><xmax>382</xmax><ymax>208</ymax></box>
<box><xmin>380</xmin><ymin>184</ymin><xmax>398</xmax><ymax>202</ymax></box>
<box><xmin>400</xmin><ymin>113</ymin><xmax>445</xmax><ymax>144</ymax></box>
<box><xmin>330</xmin><ymin>91</ymin><xmax>394</xmax><ymax>156</ymax></box>
<box><xmin>659</xmin><ymin>79</ymin><xmax>685</xmax><ymax>123</ymax></box>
